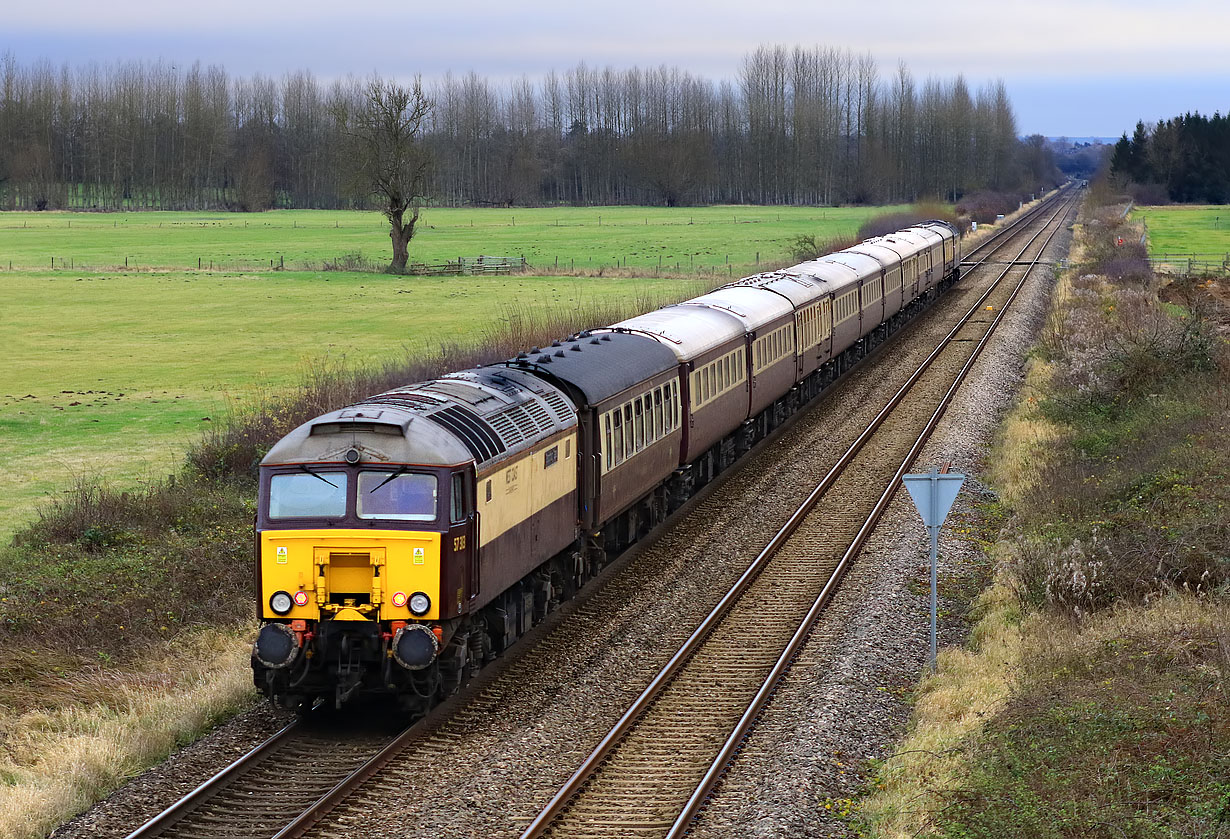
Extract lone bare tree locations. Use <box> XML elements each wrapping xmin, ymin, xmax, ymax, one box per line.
<box><xmin>340</xmin><ymin>77</ymin><xmax>433</xmax><ymax>274</ymax></box>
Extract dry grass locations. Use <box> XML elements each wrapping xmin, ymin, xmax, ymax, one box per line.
<box><xmin>0</xmin><ymin>627</ymin><xmax>256</xmax><ymax>839</ymax></box>
<box><xmin>860</xmin><ymin>578</ymin><xmax>1023</xmax><ymax>837</ymax></box>
<box><xmin>863</xmin><ymin>588</ymin><xmax>1230</xmax><ymax>838</ymax></box>
<box><xmin>985</xmin><ymin>356</ymin><xmax>1061</xmax><ymax>510</ymax></box>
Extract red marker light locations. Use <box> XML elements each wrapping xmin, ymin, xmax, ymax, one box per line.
<box><xmin>293</xmin><ymin>590</ymin><xmax>309</xmax><ymax>607</ymax></box>
<box><xmin>391</xmin><ymin>591</ymin><xmax>408</xmax><ymax>608</ymax></box>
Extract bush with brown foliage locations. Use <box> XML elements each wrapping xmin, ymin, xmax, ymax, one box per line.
<box><xmin>955</xmin><ymin>191</ymin><xmax>1025</xmax><ymax>225</ymax></box>
<box><xmin>855</xmin><ymin>201</ymin><xmax>968</xmax><ymax>240</ymax></box>
<box><xmin>1004</xmin><ymin>191</ymin><xmax>1228</xmax><ymax>617</ymax></box>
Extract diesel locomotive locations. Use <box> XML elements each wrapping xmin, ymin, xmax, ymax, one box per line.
<box><xmin>251</xmin><ymin>220</ymin><xmax>960</xmax><ymax>711</ymax></box>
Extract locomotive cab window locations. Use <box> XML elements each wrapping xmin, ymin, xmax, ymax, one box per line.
<box><xmin>357</xmin><ymin>471</ymin><xmax>437</xmax><ymax>521</ymax></box>
<box><xmin>269</xmin><ymin>471</ymin><xmax>348</xmax><ymax>519</ymax></box>
<box><xmin>450</xmin><ymin>472</ymin><xmax>468</xmax><ymax>522</ymax></box>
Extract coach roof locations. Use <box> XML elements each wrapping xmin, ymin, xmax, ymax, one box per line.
<box><xmin>503</xmin><ymin>330</ymin><xmax>678</xmax><ymax>407</ymax></box>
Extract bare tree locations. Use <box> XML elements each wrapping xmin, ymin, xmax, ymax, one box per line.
<box><xmin>339</xmin><ymin>77</ymin><xmax>433</xmax><ymax>274</ymax></box>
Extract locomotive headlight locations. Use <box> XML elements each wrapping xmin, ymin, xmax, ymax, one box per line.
<box><xmin>269</xmin><ymin>590</ymin><xmax>294</xmax><ymax>615</ymax></box>
<box><xmin>408</xmin><ymin>592</ymin><xmax>431</xmax><ymax>616</ymax></box>
<box><xmin>391</xmin><ymin>591</ymin><xmax>408</xmax><ymax>608</ymax></box>
<box><xmin>292</xmin><ymin>590</ymin><xmax>310</xmax><ymax>607</ymax></box>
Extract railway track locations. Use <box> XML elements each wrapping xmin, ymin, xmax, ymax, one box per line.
<box><xmin>122</xmin><ymin>717</ymin><xmax>404</xmax><ymax>839</ymax></box>
<box><xmin>516</xmin><ymin>190</ymin><xmax>1078</xmax><ymax>839</ymax></box>
<box><xmin>120</xmin><ymin>189</ymin><xmax>1075</xmax><ymax>839</ymax></box>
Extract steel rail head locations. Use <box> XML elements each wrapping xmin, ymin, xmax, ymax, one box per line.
<box><xmin>270</xmin><ymin>721</ymin><xmax>423</xmax><ymax>839</ymax></box>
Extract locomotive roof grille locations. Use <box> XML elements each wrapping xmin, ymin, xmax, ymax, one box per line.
<box><xmin>540</xmin><ymin>389</ymin><xmax>573</xmax><ymax>423</ymax></box>
<box><xmin>359</xmin><ymin>392</ymin><xmax>443</xmax><ymax>411</ymax></box>
<box><xmin>427</xmin><ymin>405</ymin><xmax>506</xmax><ymax>462</ymax></box>
<box><xmin>486</xmin><ymin>411</ymin><xmax>526</xmax><ymax>446</ymax></box>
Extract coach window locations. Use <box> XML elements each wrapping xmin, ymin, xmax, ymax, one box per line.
<box><xmin>634</xmin><ymin>399</ymin><xmax>644</xmax><ymax>451</ymax></box>
<box><xmin>653</xmin><ymin>389</ymin><xmax>664</xmax><ymax>437</ymax></box>
<box><xmin>624</xmin><ymin>404</ymin><xmax>634</xmax><ymax>457</ymax></box>
<box><xmin>603</xmin><ymin>415</ymin><xmax>613</xmax><ymax>470</ymax></box>
<box><xmin>612</xmin><ymin>411</ymin><xmax>623</xmax><ymax>466</ymax></box>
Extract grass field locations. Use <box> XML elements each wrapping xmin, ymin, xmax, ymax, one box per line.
<box><xmin>1131</xmin><ymin>204</ymin><xmax>1230</xmax><ymax>255</ymax></box>
<box><xmin>0</xmin><ymin>205</ymin><xmax>903</xmax><ymax>274</ymax></box>
<box><xmin>1</xmin><ymin>204</ymin><xmax>902</xmax><ymax>538</ymax></box>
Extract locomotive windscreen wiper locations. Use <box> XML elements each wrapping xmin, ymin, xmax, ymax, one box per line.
<box><xmin>299</xmin><ymin>464</ymin><xmax>339</xmax><ymax>488</ymax></box>
<box><xmin>368</xmin><ymin>466</ymin><xmax>409</xmax><ymax>493</ymax></box>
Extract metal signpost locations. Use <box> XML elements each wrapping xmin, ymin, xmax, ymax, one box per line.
<box><xmin>903</xmin><ymin>466</ymin><xmax>966</xmax><ymax>672</ymax></box>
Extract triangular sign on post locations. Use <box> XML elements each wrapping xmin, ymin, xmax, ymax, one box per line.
<box><xmin>903</xmin><ymin>469</ymin><xmax>965</xmax><ymax>529</ymax></box>
<box><xmin>902</xmin><ymin>466</ymin><xmax>966</xmax><ymax>673</ymax></box>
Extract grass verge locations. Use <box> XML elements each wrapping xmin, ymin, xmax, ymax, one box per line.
<box><xmin>861</xmin><ymin>181</ymin><xmax>1229</xmax><ymax>837</ymax></box>
<box><xmin>0</xmin><ymin>627</ymin><xmax>255</xmax><ymax>839</ymax></box>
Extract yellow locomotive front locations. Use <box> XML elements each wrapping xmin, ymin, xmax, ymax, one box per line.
<box><xmin>253</xmin><ymin>405</ymin><xmax>480</xmax><ymax>711</ymax></box>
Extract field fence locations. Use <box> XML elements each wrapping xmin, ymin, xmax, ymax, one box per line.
<box><xmin>0</xmin><ymin>254</ymin><xmax>532</xmax><ymax>276</ymax></box>
<box><xmin>1148</xmin><ymin>253</ymin><xmax>1230</xmax><ymax>278</ymax></box>
<box><xmin>0</xmin><ymin>251</ymin><xmax>773</xmax><ymax>277</ymax></box>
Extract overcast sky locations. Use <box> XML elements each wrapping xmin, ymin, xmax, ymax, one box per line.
<box><xmin>6</xmin><ymin>0</ymin><xmax>1227</xmax><ymax>137</ymax></box>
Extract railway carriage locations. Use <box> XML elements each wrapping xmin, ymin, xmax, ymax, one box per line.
<box><xmin>729</xmin><ymin>272</ymin><xmax>834</xmax><ymax>387</ymax></box>
<box><xmin>506</xmin><ymin>332</ymin><xmax>683</xmax><ymax>549</ymax></box>
<box><xmin>599</xmin><ymin>306</ymin><xmax>749</xmax><ymax>486</ymax></box>
<box><xmin>847</xmin><ymin>239</ymin><xmax>908</xmax><ymax>322</ymax></box>
<box><xmin>797</xmin><ymin>257</ymin><xmax>865</xmax><ymax>367</ymax></box>
<box><xmin>680</xmin><ymin>289</ymin><xmax>796</xmax><ymax>419</ymax></box>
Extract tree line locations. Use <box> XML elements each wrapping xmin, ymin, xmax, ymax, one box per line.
<box><xmin>0</xmin><ymin>46</ymin><xmax>1056</xmax><ymax>212</ymax></box>
<box><xmin>1110</xmin><ymin>112</ymin><xmax>1230</xmax><ymax>204</ymax></box>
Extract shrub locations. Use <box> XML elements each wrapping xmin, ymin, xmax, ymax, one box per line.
<box><xmin>956</xmin><ymin>191</ymin><xmax>1022</xmax><ymax>225</ymax></box>
<box><xmin>855</xmin><ymin>201</ymin><xmax>967</xmax><ymax>240</ymax></box>
<box><xmin>788</xmin><ymin>233</ymin><xmax>857</xmax><ymax>262</ymax></box>
<box><xmin>1127</xmin><ymin>181</ymin><xmax>1170</xmax><ymax>205</ymax></box>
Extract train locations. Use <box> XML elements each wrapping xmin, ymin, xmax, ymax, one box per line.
<box><xmin>251</xmin><ymin>219</ymin><xmax>961</xmax><ymax>711</ymax></box>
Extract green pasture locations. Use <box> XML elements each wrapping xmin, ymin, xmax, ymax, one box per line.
<box><xmin>0</xmin><ymin>205</ymin><xmax>902</xmax><ymax>274</ymax></box>
<box><xmin>1131</xmin><ymin>205</ymin><xmax>1230</xmax><ymax>255</ymax></box>
<box><xmin>0</xmin><ymin>269</ymin><xmax>709</xmax><ymax>538</ymax></box>
<box><xmin>0</xmin><ymin>204</ymin><xmax>903</xmax><ymax>538</ymax></box>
